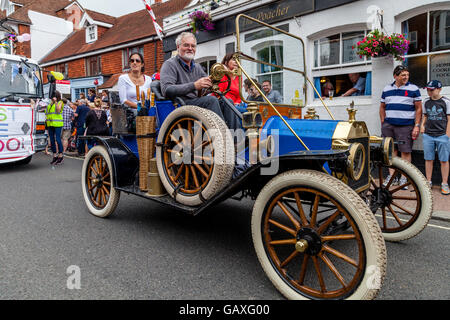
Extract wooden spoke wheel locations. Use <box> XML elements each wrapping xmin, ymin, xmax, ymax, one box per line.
<box><xmin>82</xmin><ymin>146</ymin><xmax>120</xmax><ymax>217</ymax></box>
<box><xmin>163</xmin><ymin>117</ymin><xmax>214</xmax><ymax>195</ymax></box>
<box><xmin>367</xmin><ymin>157</ymin><xmax>433</xmax><ymax>242</ymax></box>
<box><xmin>252</xmin><ymin>170</ymin><xmax>386</xmax><ymax>300</ymax></box>
<box><xmin>156</xmin><ymin>105</ymin><xmax>234</xmax><ymax>206</ymax></box>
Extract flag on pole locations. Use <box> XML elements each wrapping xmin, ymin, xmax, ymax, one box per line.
<box><xmin>142</xmin><ymin>0</ymin><xmax>164</xmax><ymax>41</ymax></box>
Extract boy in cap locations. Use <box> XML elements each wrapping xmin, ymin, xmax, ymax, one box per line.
<box><xmin>420</xmin><ymin>80</ymin><xmax>450</xmax><ymax>195</ymax></box>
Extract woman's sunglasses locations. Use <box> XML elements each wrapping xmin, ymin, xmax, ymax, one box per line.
<box><xmin>130</xmin><ymin>59</ymin><xmax>141</xmax><ymax>63</ymax></box>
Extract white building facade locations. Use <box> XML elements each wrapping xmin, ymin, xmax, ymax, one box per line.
<box><xmin>162</xmin><ymin>0</ymin><xmax>450</xmax><ymax>143</ymax></box>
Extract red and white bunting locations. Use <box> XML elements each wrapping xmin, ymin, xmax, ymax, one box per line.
<box><xmin>142</xmin><ymin>0</ymin><xmax>164</xmax><ymax>41</ymax></box>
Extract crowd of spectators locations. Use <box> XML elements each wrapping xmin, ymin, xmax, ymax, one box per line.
<box><xmin>46</xmin><ymin>89</ymin><xmax>111</xmax><ymax>160</ymax></box>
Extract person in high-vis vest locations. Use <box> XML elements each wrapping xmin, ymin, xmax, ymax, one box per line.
<box><xmin>46</xmin><ymin>90</ymin><xmax>64</xmax><ymax>165</ymax></box>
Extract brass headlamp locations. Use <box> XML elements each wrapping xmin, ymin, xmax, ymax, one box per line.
<box><xmin>370</xmin><ymin>136</ymin><xmax>394</xmax><ymax>166</ymax></box>
<box><xmin>347</xmin><ymin>143</ymin><xmax>366</xmax><ymax>180</ymax></box>
<box><xmin>242</xmin><ymin>103</ymin><xmax>263</xmax><ymax>129</ymax></box>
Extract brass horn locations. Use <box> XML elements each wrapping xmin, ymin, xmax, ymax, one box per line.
<box><xmin>209</xmin><ymin>63</ymin><xmax>237</xmax><ymax>82</ymax></box>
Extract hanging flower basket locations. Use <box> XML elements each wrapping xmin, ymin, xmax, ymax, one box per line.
<box><xmin>354</xmin><ymin>29</ymin><xmax>410</xmax><ymax>61</ymax></box>
<box><xmin>188</xmin><ymin>10</ymin><xmax>215</xmax><ymax>33</ymax></box>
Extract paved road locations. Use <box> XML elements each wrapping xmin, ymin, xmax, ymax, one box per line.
<box><xmin>0</xmin><ymin>152</ymin><xmax>449</xmax><ymax>300</ymax></box>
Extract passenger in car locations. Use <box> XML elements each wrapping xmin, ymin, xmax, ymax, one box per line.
<box><xmin>217</xmin><ymin>53</ymin><xmax>241</xmax><ymax>104</ymax></box>
<box><xmin>248</xmin><ymin>82</ymin><xmax>264</xmax><ymax>102</ymax></box>
<box><xmin>160</xmin><ymin>32</ymin><xmax>242</xmax><ymax>130</ymax></box>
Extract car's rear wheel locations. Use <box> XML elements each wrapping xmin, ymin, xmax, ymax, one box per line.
<box><xmin>367</xmin><ymin>157</ymin><xmax>433</xmax><ymax>242</ymax></box>
<box><xmin>82</xmin><ymin>145</ymin><xmax>120</xmax><ymax>217</ymax></box>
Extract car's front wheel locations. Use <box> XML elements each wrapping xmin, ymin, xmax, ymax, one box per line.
<box><xmin>252</xmin><ymin>169</ymin><xmax>386</xmax><ymax>300</ymax></box>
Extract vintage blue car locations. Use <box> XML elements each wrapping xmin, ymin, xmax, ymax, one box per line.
<box><xmin>80</xmin><ymin>15</ymin><xmax>431</xmax><ymax>300</ymax></box>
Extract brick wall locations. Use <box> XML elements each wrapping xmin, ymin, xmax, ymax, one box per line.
<box><xmin>143</xmin><ymin>41</ymin><xmax>164</xmax><ymax>74</ymax></box>
<box><xmin>14</xmin><ymin>25</ymin><xmax>31</xmax><ymax>58</ymax></box>
<box><xmin>42</xmin><ymin>65</ymin><xmax>55</xmax><ymax>84</ymax></box>
<box><xmin>101</xmin><ymin>41</ymin><xmax>164</xmax><ymax>76</ymax></box>
<box><xmin>44</xmin><ymin>39</ymin><xmax>164</xmax><ymax>85</ymax></box>
<box><xmin>101</xmin><ymin>50</ymin><xmax>123</xmax><ymax>75</ymax></box>
<box><xmin>68</xmin><ymin>58</ymin><xmax>86</xmax><ymax>78</ymax></box>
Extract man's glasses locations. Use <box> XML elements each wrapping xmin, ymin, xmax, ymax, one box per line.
<box><xmin>130</xmin><ymin>59</ymin><xmax>141</xmax><ymax>63</ymax></box>
<box><xmin>181</xmin><ymin>43</ymin><xmax>196</xmax><ymax>49</ymax></box>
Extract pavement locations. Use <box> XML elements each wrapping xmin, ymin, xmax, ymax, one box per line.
<box><xmin>430</xmin><ymin>186</ymin><xmax>450</xmax><ymax>222</ymax></box>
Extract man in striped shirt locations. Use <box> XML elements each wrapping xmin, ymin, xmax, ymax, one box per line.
<box><xmin>379</xmin><ymin>65</ymin><xmax>422</xmax><ymax>164</ymax></box>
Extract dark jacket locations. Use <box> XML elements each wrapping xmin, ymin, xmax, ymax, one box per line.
<box><xmin>75</xmin><ymin>104</ymin><xmax>90</xmax><ymax>128</ymax></box>
<box><xmin>85</xmin><ymin>109</ymin><xmax>109</xmax><ymax>136</ymax></box>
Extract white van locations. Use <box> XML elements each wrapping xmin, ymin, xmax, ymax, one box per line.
<box><xmin>0</xmin><ymin>53</ymin><xmax>47</xmax><ymax>165</ymax></box>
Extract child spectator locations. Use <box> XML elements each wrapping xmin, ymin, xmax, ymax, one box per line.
<box><xmin>420</xmin><ymin>80</ymin><xmax>450</xmax><ymax>195</ymax></box>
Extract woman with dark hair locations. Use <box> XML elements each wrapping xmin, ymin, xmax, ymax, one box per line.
<box><xmin>46</xmin><ymin>90</ymin><xmax>65</xmax><ymax>165</ymax></box>
<box><xmin>118</xmin><ymin>52</ymin><xmax>152</xmax><ymax>110</ymax></box>
<box><xmin>217</xmin><ymin>53</ymin><xmax>242</xmax><ymax>105</ymax></box>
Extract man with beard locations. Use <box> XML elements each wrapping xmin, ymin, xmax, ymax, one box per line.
<box><xmin>160</xmin><ymin>32</ymin><xmax>241</xmax><ymax>130</ymax></box>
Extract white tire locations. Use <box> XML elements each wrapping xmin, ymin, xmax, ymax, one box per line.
<box><xmin>252</xmin><ymin>169</ymin><xmax>387</xmax><ymax>300</ymax></box>
<box><xmin>156</xmin><ymin>105</ymin><xmax>235</xmax><ymax>206</ymax></box>
<box><xmin>82</xmin><ymin>145</ymin><xmax>120</xmax><ymax>218</ymax></box>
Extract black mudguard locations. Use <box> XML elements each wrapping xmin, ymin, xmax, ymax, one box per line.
<box><xmin>84</xmin><ymin>136</ymin><xmax>139</xmax><ymax>188</ymax></box>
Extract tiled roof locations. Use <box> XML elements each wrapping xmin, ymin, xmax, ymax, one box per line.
<box><xmin>40</xmin><ymin>0</ymin><xmax>191</xmax><ymax>64</ymax></box>
<box><xmin>98</xmin><ymin>73</ymin><xmax>122</xmax><ymax>89</ymax></box>
<box><xmin>54</xmin><ymin>0</ymin><xmax>80</xmax><ymax>12</ymax></box>
<box><xmin>84</xmin><ymin>9</ymin><xmax>116</xmax><ymax>25</ymax></box>
<box><xmin>7</xmin><ymin>0</ymin><xmax>76</xmax><ymax>24</ymax></box>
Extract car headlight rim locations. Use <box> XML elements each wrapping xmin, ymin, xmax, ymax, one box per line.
<box><xmin>347</xmin><ymin>142</ymin><xmax>365</xmax><ymax>180</ymax></box>
<box><xmin>382</xmin><ymin>137</ymin><xmax>394</xmax><ymax>166</ymax></box>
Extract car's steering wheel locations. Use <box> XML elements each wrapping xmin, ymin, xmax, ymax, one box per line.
<box><xmin>201</xmin><ymin>73</ymin><xmax>232</xmax><ymax>97</ymax></box>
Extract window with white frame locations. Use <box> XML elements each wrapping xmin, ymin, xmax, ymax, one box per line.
<box><xmin>313</xmin><ymin>30</ymin><xmax>371</xmax><ymax>69</ymax></box>
<box><xmin>198</xmin><ymin>58</ymin><xmax>217</xmax><ymax>75</ymax></box>
<box><xmin>86</xmin><ymin>25</ymin><xmax>97</xmax><ymax>43</ymax></box>
<box><xmin>6</xmin><ymin>3</ymin><xmax>15</xmax><ymax>16</ymax></box>
<box><xmin>256</xmin><ymin>44</ymin><xmax>283</xmax><ymax>95</ymax></box>
<box><xmin>402</xmin><ymin>10</ymin><xmax>450</xmax><ymax>88</ymax></box>
<box><xmin>313</xmin><ymin>30</ymin><xmax>372</xmax><ymax>98</ymax></box>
